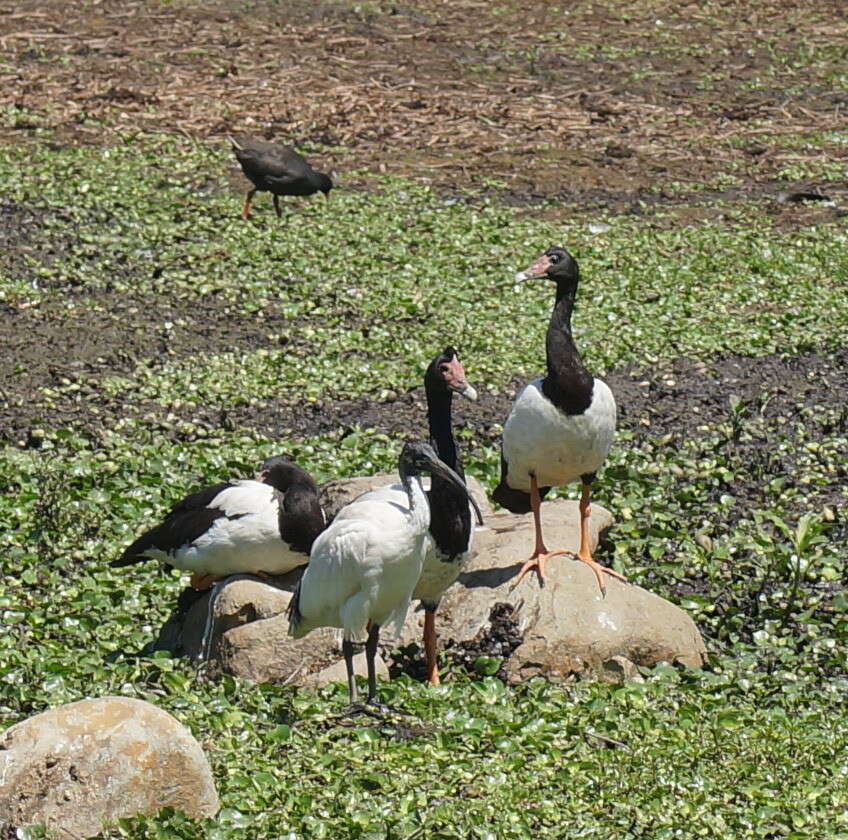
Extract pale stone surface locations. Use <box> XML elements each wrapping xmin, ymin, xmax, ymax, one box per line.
<box><xmin>0</xmin><ymin>697</ymin><xmax>219</xmax><ymax>840</ymax></box>
<box><xmin>411</xmin><ymin>500</ymin><xmax>706</xmax><ymax>683</ymax></box>
<box><xmin>150</xmin><ymin>490</ymin><xmax>705</xmax><ymax>687</ymax></box>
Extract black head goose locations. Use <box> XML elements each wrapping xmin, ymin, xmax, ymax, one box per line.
<box><xmin>288</xmin><ymin>441</ymin><xmax>482</xmax><ymax>707</ymax></box>
<box><xmin>229</xmin><ymin>135</ymin><xmax>333</xmax><ymax>219</ymax></box>
<box><xmin>113</xmin><ymin>456</ymin><xmax>325</xmax><ymax>589</ymax></box>
<box><xmin>415</xmin><ymin>347</ymin><xmax>479</xmax><ymax>685</ymax></box>
<box><xmin>492</xmin><ymin>246</ymin><xmax>627</xmax><ymax>594</ymax></box>
<box><xmin>334</xmin><ymin>347</ymin><xmax>480</xmax><ymax>685</ymax></box>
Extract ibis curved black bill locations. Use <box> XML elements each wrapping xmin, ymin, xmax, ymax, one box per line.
<box><xmin>400</xmin><ymin>440</ymin><xmax>484</xmax><ymax>526</ymax></box>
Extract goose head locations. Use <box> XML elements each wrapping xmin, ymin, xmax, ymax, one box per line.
<box><xmin>426</xmin><ymin>346</ymin><xmax>477</xmax><ymax>401</ymax></box>
<box><xmin>255</xmin><ymin>456</ymin><xmax>317</xmax><ymax>492</ymax></box>
<box><xmin>515</xmin><ymin>246</ymin><xmax>580</xmax><ymax>286</ymax></box>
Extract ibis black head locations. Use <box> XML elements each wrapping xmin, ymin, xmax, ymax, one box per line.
<box><xmin>425</xmin><ymin>346</ymin><xmax>477</xmax><ymax>400</ymax></box>
<box><xmin>256</xmin><ymin>456</ymin><xmax>318</xmax><ymax>492</ymax></box>
<box><xmin>515</xmin><ymin>246</ymin><xmax>579</xmax><ymax>286</ymax></box>
<box><xmin>398</xmin><ymin>440</ymin><xmax>483</xmax><ymax>525</ymax></box>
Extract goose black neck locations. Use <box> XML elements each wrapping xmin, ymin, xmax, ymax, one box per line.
<box><xmin>426</xmin><ymin>387</ymin><xmax>461</xmax><ymax>477</ymax></box>
<box><xmin>542</xmin><ymin>279</ymin><xmax>594</xmax><ymax>415</ymax></box>
<box><xmin>425</xmin><ymin>383</ymin><xmax>471</xmax><ymax>560</ymax></box>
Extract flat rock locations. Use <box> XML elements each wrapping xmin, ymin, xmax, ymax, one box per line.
<box><xmin>395</xmin><ymin>500</ymin><xmax>706</xmax><ymax>682</ymax></box>
<box><xmin>151</xmin><ymin>573</ymin><xmax>380</xmax><ymax>686</ymax></box>
<box><xmin>0</xmin><ymin>697</ymin><xmax>219</xmax><ymax>840</ymax></box>
<box><xmin>149</xmin><ymin>486</ymin><xmax>705</xmax><ymax>687</ymax></box>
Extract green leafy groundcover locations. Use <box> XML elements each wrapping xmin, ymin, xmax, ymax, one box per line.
<box><xmin>2</xmin><ymin>136</ymin><xmax>848</xmax><ymax>839</ymax></box>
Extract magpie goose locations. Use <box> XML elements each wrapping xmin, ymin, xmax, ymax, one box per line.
<box><xmin>113</xmin><ymin>456</ymin><xmax>325</xmax><ymax>589</ymax></box>
<box><xmin>349</xmin><ymin>348</ymin><xmax>479</xmax><ymax>684</ymax></box>
<box><xmin>492</xmin><ymin>246</ymin><xmax>626</xmax><ymax>594</ymax></box>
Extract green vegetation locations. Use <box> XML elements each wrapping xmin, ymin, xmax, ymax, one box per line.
<box><xmin>2</xmin><ymin>135</ymin><xmax>847</xmax><ymax>839</ymax></box>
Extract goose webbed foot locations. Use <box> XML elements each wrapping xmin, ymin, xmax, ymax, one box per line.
<box><xmin>510</xmin><ymin>549</ymin><xmax>568</xmax><ymax>589</ymax></box>
<box><xmin>574</xmin><ymin>553</ymin><xmax>628</xmax><ymax>596</ymax></box>
<box><xmin>190</xmin><ymin>573</ymin><xmax>222</xmax><ymax>590</ymax></box>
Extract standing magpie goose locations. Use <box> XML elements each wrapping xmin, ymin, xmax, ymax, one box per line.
<box><xmin>493</xmin><ymin>246</ymin><xmax>626</xmax><ymax>594</ymax></box>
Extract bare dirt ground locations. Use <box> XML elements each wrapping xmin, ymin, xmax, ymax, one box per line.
<box><xmin>1</xmin><ymin>0</ymin><xmax>847</xmax><ymax>447</ymax></box>
<box><xmin>2</xmin><ymin>0</ymin><xmax>846</xmax><ymax>210</ymax></box>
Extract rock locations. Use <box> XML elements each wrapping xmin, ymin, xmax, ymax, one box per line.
<box><xmin>149</xmin><ymin>495</ymin><xmax>705</xmax><ymax>688</ymax></box>
<box><xmin>391</xmin><ymin>500</ymin><xmax>706</xmax><ymax>682</ymax></box>
<box><xmin>320</xmin><ymin>472</ymin><xmax>494</xmax><ymax>522</ymax></box>
<box><xmin>0</xmin><ymin>697</ymin><xmax>218</xmax><ymax>840</ymax></box>
<box><xmin>601</xmin><ymin>655</ymin><xmax>646</xmax><ymax>684</ymax></box>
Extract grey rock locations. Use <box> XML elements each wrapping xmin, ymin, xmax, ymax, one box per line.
<box><xmin>0</xmin><ymin>697</ymin><xmax>218</xmax><ymax>840</ymax></box>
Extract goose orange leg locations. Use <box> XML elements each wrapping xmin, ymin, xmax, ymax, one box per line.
<box><xmin>574</xmin><ymin>482</ymin><xmax>627</xmax><ymax>595</ymax></box>
<box><xmin>190</xmin><ymin>573</ymin><xmax>221</xmax><ymax>590</ymax></box>
<box><xmin>511</xmin><ymin>478</ymin><xmax>628</xmax><ymax>593</ymax></box>
<box><xmin>423</xmin><ymin>609</ymin><xmax>440</xmax><ymax>686</ymax></box>
<box><xmin>511</xmin><ymin>474</ymin><xmax>568</xmax><ymax>587</ymax></box>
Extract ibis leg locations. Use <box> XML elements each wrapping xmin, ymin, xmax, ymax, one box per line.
<box><xmin>342</xmin><ymin>637</ymin><xmax>357</xmax><ymax>704</ymax></box>
<box><xmin>365</xmin><ymin>623</ymin><xmax>380</xmax><ymax>703</ymax></box>
<box><xmin>273</xmin><ymin>194</ymin><xmax>282</xmax><ymax>217</ymax></box>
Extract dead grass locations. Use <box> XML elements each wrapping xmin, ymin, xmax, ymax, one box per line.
<box><xmin>1</xmin><ymin>0</ymin><xmax>847</xmax><ymax>197</ymax></box>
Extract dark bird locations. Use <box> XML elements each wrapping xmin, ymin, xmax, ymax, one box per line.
<box><xmin>113</xmin><ymin>456</ymin><xmax>325</xmax><ymax>590</ymax></box>
<box><xmin>492</xmin><ymin>246</ymin><xmax>626</xmax><ymax>594</ymax></box>
<box><xmin>288</xmin><ymin>441</ymin><xmax>482</xmax><ymax>706</ymax></box>
<box><xmin>229</xmin><ymin>135</ymin><xmax>333</xmax><ymax>219</ymax></box>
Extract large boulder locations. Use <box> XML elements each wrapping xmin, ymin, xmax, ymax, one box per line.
<box><xmin>149</xmin><ymin>488</ymin><xmax>705</xmax><ymax>685</ymax></box>
<box><xmin>150</xmin><ymin>573</ymin><xmax>388</xmax><ymax>686</ymax></box>
<box><xmin>0</xmin><ymin>696</ymin><xmax>219</xmax><ymax>840</ymax></box>
<box><xmin>407</xmin><ymin>501</ymin><xmax>707</xmax><ymax>682</ymax></box>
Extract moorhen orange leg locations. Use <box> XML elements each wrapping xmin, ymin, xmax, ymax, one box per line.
<box><xmin>242</xmin><ymin>188</ymin><xmax>257</xmax><ymax>220</ymax></box>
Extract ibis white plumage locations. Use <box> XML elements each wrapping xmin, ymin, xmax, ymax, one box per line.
<box><xmin>288</xmin><ymin>440</ymin><xmax>481</xmax><ymax>705</ymax></box>
<box><xmin>493</xmin><ymin>246</ymin><xmax>626</xmax><ymax>594</ymax></box>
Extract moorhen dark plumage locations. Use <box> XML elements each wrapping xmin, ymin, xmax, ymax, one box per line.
<box><xmin>229</xmin><ymin>135</ymin><xmax>333</xmax><ymax>219</ymax></box>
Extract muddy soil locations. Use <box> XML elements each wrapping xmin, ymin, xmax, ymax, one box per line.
<box><xmin>2</xmin><ymin>1</ymin><xmax>846</xmax><ymax>543</ymax></box>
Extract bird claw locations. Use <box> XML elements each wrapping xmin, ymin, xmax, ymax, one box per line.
<box><xmin>342</xmin><ymin>700</ymin><xmax>397</xmax><ymax>720</ymax></box>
